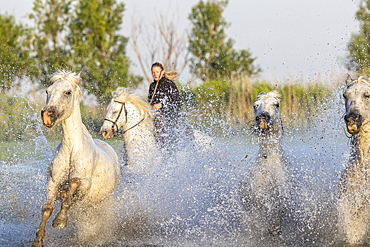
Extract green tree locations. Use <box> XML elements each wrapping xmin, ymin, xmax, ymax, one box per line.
<box><xmin>69</xmin><ymin>0</ymin><xmax>141</xmax><ymax>103</ymax></box>
<box><xmin>29</xmin><ymin>0</ymin><xmax>73</xmax><ymax>85</ymax></box>
<box><xmin>188</xmin><ymin>0</ymin><xmax>260</xmax><ymax>81</ymax></box>
<box><xmin>348</xmin><ymin>0</ymin><xmax>370</xmax><ymax>73</ymax></box>
<box><xmin>0</xmin><ymin>14</ymin><xmax>32</xmax><ymax>91</ymax></box>
<box><xmin>28</xmin><ymin>0</ymin><xmax>141</xmax><ymax>102</ymax></box>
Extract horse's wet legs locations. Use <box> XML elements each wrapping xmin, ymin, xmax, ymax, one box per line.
<box><xmin>32</xmin><ymin>202</ymin><xmax>53</xmax><ymax>247</ymax></box>
<box><xmin>52</xmin><ymin>178</ymin><xmax>81</xmax><ymax>229</ymax></box>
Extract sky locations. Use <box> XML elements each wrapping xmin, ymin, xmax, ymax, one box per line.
<box><xmin>0</xmin><ymin>0</ymin><xmax>361</xmax><ymax>84</ymax></box>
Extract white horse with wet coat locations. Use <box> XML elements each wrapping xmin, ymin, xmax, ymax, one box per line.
<box><xmin>32</xmin><ymin>70</ymin><xmax>120</xmax><ymax>247</ymax></box>
<box><xmin>238</xmin><ymin>91</ymin><xmax>290</xmax><ymax>236</ymax></box>
<box><xmin>338</xmin><ymin>75</ymin><xmax>370</xmax><ymax>245</ymax></box>
<box><xmin>100</xmin><ymin>87</ymin><xmax>215</xmax><ymax>173</ymax></box>
<box><xmin>100</xmin><ymin>87</ymin><xmax>160</xmax><ymax>173</ymax></box>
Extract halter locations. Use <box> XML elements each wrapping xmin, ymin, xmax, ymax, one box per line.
<box><xmin>104</xmin><ymin>100</ymin><xmax>145</xmax><ymax>135</ymax></box>
<box><xmin>347</xmin><ymin>77</ymin><xmax>370</xmax><ymax>89</ymax></box>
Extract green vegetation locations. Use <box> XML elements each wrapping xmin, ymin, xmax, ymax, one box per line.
<box><xmin>1</xmin><ymin>0</ymin><xmax>141</xmax><ymax>103</ymax></box>
<box><xmin>0</xmin><ymin>0</ymin><xmax>343</xmax><ymax>143</ymax></box>
<box><xmin>0</xmin><ymin>14</ymin><xmax>32</xmax><ymax>91</ymax></box>
<box><xmin>179</xmin><ymin>77</ymin><xmax>334</xmax><ymax>133</ymax></box>
<box><xmin>188</xmin><ymin>0</ymin><xmax>260</xmax><ymax>81</ymax></box>
<box><xmin>0</xmin><ymin>78</ymin><xmax>335</xmax><ymax>142</ymax></box>
<box><xmin>347</xmin><ymin>0</ymin><xmax>370</xmax><ymax>73</ymax></box>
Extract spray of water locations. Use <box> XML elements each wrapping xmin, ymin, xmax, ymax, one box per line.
<box><xmin>0</xmin><ymin>85</ymin><xmax>359</xmax><ymax>246</ymax></box>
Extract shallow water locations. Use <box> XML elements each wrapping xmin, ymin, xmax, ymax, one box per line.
<box><xmin>0</xmin><ymin>124</ymin><xmax>354</xmax><ymax>246</ymax></box>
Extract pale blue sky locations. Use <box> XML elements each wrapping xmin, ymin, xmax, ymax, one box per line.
<box><xmin>1</xmin><ymin>0</ymin><xmax>360</xmax><ymax>83</ymax></box>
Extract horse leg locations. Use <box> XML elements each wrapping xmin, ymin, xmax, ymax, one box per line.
<box><xmin>340</xmin><ymin>196</ymin><xmax>369</xmax><ymax>244</ymax></box>
<box><xmin>32</xmin><ymin>201</ymin><xmax>53</xmax><ymax>247</ymax></box>
<box><xmin>52</xmin><ymin>178</ymin><xmax>81</xmax><ymax>229</ymax></box>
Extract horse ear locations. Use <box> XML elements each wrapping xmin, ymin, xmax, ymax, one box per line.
<box><xmin>345</xmin><ymin>74</ymin><xmax>353</xmax><ymax>86</ymax></box>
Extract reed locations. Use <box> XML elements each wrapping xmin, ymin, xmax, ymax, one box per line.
<box><xmin>0</xmin><ymin>93</ymin><xmax>105</xmax><ymax>141</ymax></box>
<box><xmin>178</xmin><ymin>75</ymin><xmax>337</xmax><ymax>134</ymax></box>
<box><xmin>0</xmin><ymin>75</ymin><xmax>340</xmax><ymax>141</ymax></box>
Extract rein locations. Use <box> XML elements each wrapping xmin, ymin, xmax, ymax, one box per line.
<box><xmin>104</xmin><ymin>100</ymin><xmax>145</xmax><ymax>135</ymax></box>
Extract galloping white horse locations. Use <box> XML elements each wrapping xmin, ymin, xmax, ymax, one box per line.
<box><xmin>32</xmin><ymin>70</ymin><xmax>120</xmax><ymax>247</ymax></box>
<box><xmin>100</xmin><ymin>87</ymin><xmax>160</xmax><ymax>173</ymax></box>
<box><xmin>238</xmin><ymin>91</ymin><xmax>290</xmax><ymax>236</ymax></box>
<box><xmin>100</xmin><ymin>88</ymin><xmax>216</xmax><ymax>172</ymax></box>
<box><xmin>339</xmin><ymin>75</ymin><xmax>370</xmax><ymax>245</ymax></box>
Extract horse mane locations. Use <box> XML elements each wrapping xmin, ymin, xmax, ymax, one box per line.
<box><xmin>50</xmin><ymin>69</ymin><xmax>81</xmax><ymax>85</ymax></box>
<box><xmin>50</xmin><ymin>69</ymin><xmax>83</xmax><ymax>98</ymax></box>
<box><xmin>113</xmin><ymin>87</ymin><xmax>153</xmax><ymax>121</ymax></box>
<box><xmin>257</xmin><ymin>90</ymin><xmax>282</xmax><ymax>101</ymax></box>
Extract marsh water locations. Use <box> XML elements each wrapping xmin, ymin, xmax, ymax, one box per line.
<box><xmin>0</xmin><ymin>93</ymin><xmax>357</xmax><ymax>247</ymax></box>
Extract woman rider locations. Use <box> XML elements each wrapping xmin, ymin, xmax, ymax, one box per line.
<box><xmin>148</xmin><ymin>62</ymin><xmax>182</xmax><ymax>147</ymax></box>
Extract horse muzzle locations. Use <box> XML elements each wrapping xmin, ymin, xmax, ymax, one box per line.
<box><xmin>256</xmin><ymin>113</ymin><xmax>271</xmax><ymax>130</ymax></box>
<box><xmin>100</xmin><ymin>126</ymin><xmax>114</xmax><ymax>139</ymax></box>
<box><xmin>41</xmin><ymin>107</ymin><xmax>57</xmax><ymax>128</ymax></box>
<box><xmin>344</xmin><ymin>113</ymin><xmax>362</xmax><ymax>135</ymax></box>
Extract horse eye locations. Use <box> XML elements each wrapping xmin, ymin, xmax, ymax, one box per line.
<box><xmin>65</xmin><ymin>91</ymin><xmax>72</xmax><ymax>96</ymax></box>
<box><xmin>45</xmin><ymin>90</ymin><xmax>48</xmax><ymax>95</ymax></box>
<box><xmin>275</xmin><ymin>102</ymin><xmax>280</xmax><ymax>107</ymax></box>
<box><xmin>253</xmin><ymin>104</ymin><xmax>257</xmax><ymax>109</ymax></box>
<box><xmin>365</xmin><ymin>92</ymin><xmax>370</xmax><ymax>98</ymax></box>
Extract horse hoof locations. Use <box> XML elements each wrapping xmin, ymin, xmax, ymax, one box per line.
<box><xmin>32</xmin><ymin>238</ymin><xmax>44</xmax><ymax>247</ymax></box>
<box><xmin>52</xmin><ymin>212</ymin><xmax>68</xmax><ymax>229</ymax></box>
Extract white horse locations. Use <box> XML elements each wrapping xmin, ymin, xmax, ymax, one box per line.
<box><xmin>338</xmin><ymin>75</ymin><xmax>370</xmax><ymax>245</ymax></box>
<box><xmin>238</xmin><ymin>91</ymin><xmax>290</xmax><ymax>236</ymax></box>
<box><xmin>100</xmin><ymin>87</ymin><xmax>160</xmax><ymax>173</ymax></box>
<box><xmin>100</xmin><ymin>87</ymin><xmax>215</xmax><ymax>173</ymax></box>
<box><xmin>32</xmin><ymin>70</ymin><xmax>120</xmax><ymax>247</ymax></box>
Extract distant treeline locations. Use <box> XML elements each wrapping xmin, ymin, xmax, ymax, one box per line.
<box><xmin>0</xmin><ymin>78</ymin><xmax>339</xmax><ymax>141</ymax></box>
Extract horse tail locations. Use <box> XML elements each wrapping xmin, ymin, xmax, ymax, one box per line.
<box><xmin>164</xmin><ymin>71</ymin><xmax>179</xmax><ymax>80</ymax></box>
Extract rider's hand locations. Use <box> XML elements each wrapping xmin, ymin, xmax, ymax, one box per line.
<box><xmin>153</xmin><ymin>103</ymin><xmax>162</xmax><ymax>110</ymax></box>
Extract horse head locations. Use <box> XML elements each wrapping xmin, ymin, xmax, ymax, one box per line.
<box><xmin>343</xmin><ymin>75</ymin><xmax>370</xmax><ymax>135</ymax></box>
<box><xmin>100</xmin><ymin>87</ymin><xmax>152</xmax><ymax>139</ymax></box>
<box><xmin>253</xmin><ymin>90</ymin><xmax>283</xmax><ymax>134</ymax></box>
<box><xmin>41</xmin><ymin>70</ymin><xmax>82</xmax><ymax>128</ymax></box>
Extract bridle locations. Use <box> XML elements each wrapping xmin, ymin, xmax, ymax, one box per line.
<box><xmin>104</xmin><ymin>100</ymin><xmax>145</xmax><ymax>135</ymax></box>
<box><xmin>346</xmin><ymin>76</ymin><xmax>370</xmax><ymax>89</ymax></box>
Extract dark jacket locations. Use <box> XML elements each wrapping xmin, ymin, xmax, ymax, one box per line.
<box><xmin>148</xmin><ymin>76</ymin><xmax>182</xmax><ymax>120</ymax></box>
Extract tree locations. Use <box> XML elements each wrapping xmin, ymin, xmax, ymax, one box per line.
<box><xmin>131</xmin><ymin>9</ymin><xmax>188</xmax><ymax>83</ymax></box>
<box><xmin>348</xmin><ymin>0</ymin><xmax>370</xmax><ymax>73</ymax></box>
<box><xmin>69</xmin><ymin>0</ymin><xmax>141</xmax><ymax>103</ymax></box>
<box><xmin>0</xmin><ymin>14</ymin><xmax>32</xmax><ymax>91</ymax></box>
<box><xmin>28</xmin><ymin>0</ymin><xmax>141</xmax><ymax>103</ymax></box>
<box><xmin>188</xmin><ymin>0</ymin><xmax>260</xmax><ymax>81</ymax></box>
<box><xmin>29</xmin><ymin>0</ymin><xmax>73</xmax><ymax>85</ymax></box>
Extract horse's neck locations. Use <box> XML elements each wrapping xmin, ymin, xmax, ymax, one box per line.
<box><xmin>61</xmin><ymin>103</ymin><xmax>86</xmax><ymax>149</ymax></box>
<box><xmin>355</xmin><ymin>124</ymin><xmax>370</xmax><ymax>164</ymax></box>
<box><xmin>122</xmin><ymin>104</ymin><xmax>156</xmax><ymax>153</ymax></box>
<box><xmin>258</xmin><ymin>130</ymin><xmax>283</xmax><ymax>157</ymax></box>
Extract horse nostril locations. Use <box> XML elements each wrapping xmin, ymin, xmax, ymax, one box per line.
<box><xmin>260</xmin><ymin>112</ymin><xmax>270</xmax><ymax>122</ymax></box>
